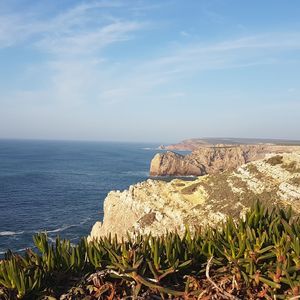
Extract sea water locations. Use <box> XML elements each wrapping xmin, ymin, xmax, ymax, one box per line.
<box><xmin>0</xmin><ymin>139</ymin><xmax>160</xmax><ymax>255</ymax></box>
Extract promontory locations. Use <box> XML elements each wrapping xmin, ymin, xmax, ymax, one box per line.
<box><xmin>89</xmin><ymin>151</ymin><xmax>300</xmax><ymax>241</ymax></box>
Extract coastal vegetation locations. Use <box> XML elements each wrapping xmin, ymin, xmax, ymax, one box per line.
<box><xmin>1</xmin><ymin>202</ymin><xmax>300</xmax><ymax>299</ymax></box>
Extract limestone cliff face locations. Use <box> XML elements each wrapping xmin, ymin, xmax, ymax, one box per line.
<box><xmin>150</xmin><ymin>145</ymin><xmax>300</xmax><ymax>176</ymax></box>
<box><xmin>150</xmin><ymin>151</ymin><xmax>203</xmax><ymax>176</ymax></box>
<box><xmin>89</xmin><ymin>152</ymin><xmax>300</xmax><ymax>241</ymax></box>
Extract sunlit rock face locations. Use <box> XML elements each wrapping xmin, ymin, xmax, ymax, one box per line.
<box><xmin>150</xmin><ymin>151</ymin><xmax>204</xmax><ymax>176</ymax></box>
<box><xmin>89</xmin><ymin>152</ymin><xmax>300</xmax><ymax>241</ymax></box>
<box><xmin>149</xmin><ymin>144</ymin><xmax>300</xmax><ymax>176</ymax></box>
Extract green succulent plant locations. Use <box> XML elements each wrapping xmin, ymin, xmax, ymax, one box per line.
<box><xmin>0</xmin><ymin>201</ymin><xmax>300</xmax><ymax>299</ymax></box>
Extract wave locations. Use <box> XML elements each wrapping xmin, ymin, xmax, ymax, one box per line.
<box><xmin>0</xmin><ymin>231</ymin><xmax>24</xmax><ymax>236</ymax></box>
<box><xmin>0</xmin><ymin>247</ymin><xmax>27</xmax><ymax>256</ymax></box>
<box><xmin>36</xmin><ymin>224</ymin><xmax>77</xmax><ymax>234</ymax></box>
<box><xmin>79</xmin><ymin>217</ymin><xmax>91</xmax><ymax>225</ymax></box>
<box><xmin>1</xmin><ymin>217</ymin><xmax>90</xmax><ymax>240</ymax></box>
<box><xmin>46</xmin><ymin>224</ymin><xmax>77</xmax><ymax>233</ymax></box>
<box><xmin>16</xmin><ymin>247</ymin><xmax>27</xmax><ymax>253</ymax></box>
<box><xmin>35</xmin><ymin>218</ymin><xmax>92</xmax><ymax>235</ymax></box>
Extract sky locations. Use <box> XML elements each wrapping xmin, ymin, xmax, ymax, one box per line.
<box><xmin>0</xmin><ymin>0</ymin><xmax>300</xmax><ymax>143</ymax></box>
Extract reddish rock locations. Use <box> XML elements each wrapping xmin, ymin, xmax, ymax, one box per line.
<box><xmin>150</xmin><ymin>144</ymin><xmax>300</xmax><ymax>176</ymax></box>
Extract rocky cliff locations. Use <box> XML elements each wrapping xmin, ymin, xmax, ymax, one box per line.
<box><xmin>150</xmin><ymin>151</ymin><xmax>203</xmax><ymax>176</ymax></box>
<box><xmin>150</xmin><ymin>145</ymin><xmax>300</xmax><ymax>176</ymax></box>
<box><xmin>160</xmin><ymin>138</ymin><xmax>300</xmax><ymax>151</ymax></box>
<box><xmin>159</xmin><ymin>139</ymin><xmax>211</xmax><ymax>151</ymax></box>
<box><xmin>89</xmin><ymin>152</ymin><xmax>300</xmax><ymax>241</ymax></box>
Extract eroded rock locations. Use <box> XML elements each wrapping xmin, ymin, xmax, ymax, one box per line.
<box><xmin>150</xmin><ymin>145</ymin><xmax>300</xmax><ymax>176</ymax></box>
<box><xmin>89</xmin><ymin>152</ymin><xmax>300</xmax><ymax>241</ymax></box>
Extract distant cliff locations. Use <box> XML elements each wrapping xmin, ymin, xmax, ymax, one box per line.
<box><xmin>159</xmin><ymin>139</ymin><xmax>210</xmax><ymax>151</ymax></box>
<box><xmin>159</xmin><ymin>137</ymin><xmax>300</xmax><ymax>151</ymax></box>
<box><xmin>89</xmin><ymin>152</ymin><xmax>300</xmax><ymax>241</ymax></box>
<box><xmin>150</xmin><ymin>145</ymin><xmax>300</xmax><ymax>176</ymax></box>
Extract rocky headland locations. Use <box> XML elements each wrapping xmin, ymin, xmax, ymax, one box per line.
<box><xmin>89</xmin><ymin>152</ymin><xmax>300</xmax><ymax>241</ymax></box>
<box><xmin>150</xmin><ymin>144</ymin><xmax>300</xmax><ymax>176</ymax></box>
<box><xmin>159</xmin><ymin>137</ymin><xmax>300</xmax><ymax>151</ymax></box>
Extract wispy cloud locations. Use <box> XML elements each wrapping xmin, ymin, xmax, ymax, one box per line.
<box><xmin>93</xmin><ymin>32</ymin><xmax>300</xmax><ymax>102</ymax></box>
<box><xmin>5</xmin><ymin>27</ymin><xmax>300</xmax><ymax>108</ymax></box>
<box><xmin>0</xmin><ymin>0</ymin><xmax>149</xmax><ymax>109</ymax></box>
<box><xmin>202</xmin><ymin>7</ymin><xmax>225</xmax><ymax>24</ymax></box>
<box><xmin>180</xmin><ymin>30</ymin><xmax>191</xmax><ymax>37</ymax></box>
<box><xmin>38</xmin><ymin>21</ymin><xmax>145</xmax><ymax>55</ymax></box>
<box><xmin>0</xmin><ymin>0</ymin><xmax>143</xmax><ymax>52</ymax></box>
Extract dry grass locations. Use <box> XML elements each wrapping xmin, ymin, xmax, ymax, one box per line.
<box><xmin>246</xmin><ymin>164</ymin><xmax>265</xmax><ymax>180</ymax></box>
<box><xmin>282</xmin><ymin>161</ymin><xmax>300</xmax><ymax>173</ymax></box>
<box><xmin>289</xmin><ymin>177</ymin><xmax>300</xmax><ymax>186</ymax></box>
<box><xmin>181</xmin><ymin>182</ymin><xmax>200</xmax><ymax>195</ymax></box>
<box><xmin>266</xmin><ymin>155</ymin><xmax>283</xmax><ymax>166</ymax></box>
<box><xmin>138</xmin><ymin>213</ymin><xmax>156</xmax><ymax>228</ymax></box>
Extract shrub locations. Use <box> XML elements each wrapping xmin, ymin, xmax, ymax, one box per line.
<box><xmin>266</xmin><ymin>155</ymin><xmax>283</xmax><ymax>166</ymax></box>
<box><xmin>0</xmin><ymin>201</ymin><xmax>300</xmax><ymax>299</ymax></box>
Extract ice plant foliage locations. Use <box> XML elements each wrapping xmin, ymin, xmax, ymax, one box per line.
<box><xmin>0</xmin><ymin>202</ymin><xmax>300</xmax><ymax>299</ymax></box>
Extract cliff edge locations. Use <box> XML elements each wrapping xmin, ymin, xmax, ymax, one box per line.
<box><xmin>89</xmin><ymin>152</ymin><xmax>300</xmax><ymax>241</ymax></box>
<box><xmin>150</xmin><ymin>145</ymin><xmax>300</xmax><ymax>176</ymax></box>
<box><xmin>159</xmin><ymin>138</ymin><xmax>300</xmax><ymax>151</ymax></box>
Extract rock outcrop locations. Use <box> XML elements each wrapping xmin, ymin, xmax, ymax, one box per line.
<box><xmin>150</xmin><ymin>151</ymin><xmax>204</xmax><ymax>176</ymax></box>
<box><xmin>89</xmin><ymin>152</ymin><xmax>300</xmax><ymax>241</ymax></box>
<box><xmin>150</xmin><ymin>145</ymin><xmax>300</xmax><ymax>176</ymax></box>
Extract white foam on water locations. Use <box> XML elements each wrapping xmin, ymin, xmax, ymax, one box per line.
<box><xmin>36</xmin><ymin>224</ymin><xmax>77</xmax><ymax>234</ymax></box>
<box><xmin>79</xmin><ymin>217</ymin><xmax>91</xmax><ymax>225</ymax></box>
<box><xmin>0</xmin><ymin>231</ymin><xmax>24</xmax><ymax>236</ymax></box>
<box><xmin>16</xmin><ymin>248</ymin><xmax>27</xmax><ymax>253</ymax></box>
<box><xmin>46</xmin><ymin>224</ymin><xmax>77</xmax><ymax>233</ymax></box>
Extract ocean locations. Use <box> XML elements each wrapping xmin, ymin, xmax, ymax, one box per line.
<box><xmin>0</xmin><ymin>139</ymin><xmax>161</xmax><ymax>256</ymax></box>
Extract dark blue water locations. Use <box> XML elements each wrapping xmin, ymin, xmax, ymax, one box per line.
<box><xmin>0</xmin><ymin>139</ymin><xmax>160</xmax><ymax>255</ymax></box>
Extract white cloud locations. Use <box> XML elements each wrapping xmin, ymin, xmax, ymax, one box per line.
<box><xmin>180</xmin><ymin>30</ymin><xmax>190</xmax><ymax>37</ymax></box>
<box><xmin>0</xmin><ymin>0</ymin><xmax>148</xmax><ymax>107</ymax></box>
<box><xmin>95</xmin><ymin>32</ymin><xmax>300</xmax><ymax>101</ymax></box>
<box><xmin>37</xmin><ymin>21</ymin><xmax>144</xmax><ymax>55</ymax></box>
<box><xmin>16</xmin><ymin>30</ymin><xmax>300</xmax><ymax>110</ymax></box>
<box><xmin>0</xmin><ymin>0</ymin><xmax>139</xmax><ymax>51</ymax></box>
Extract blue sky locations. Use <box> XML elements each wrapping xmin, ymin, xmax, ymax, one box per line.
<box><xmin>0</xmin><ymin>0</ymin><xmax>300</xmax><ymax>142</ymax></box>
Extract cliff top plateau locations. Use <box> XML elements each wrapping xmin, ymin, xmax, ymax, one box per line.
<box><xmin>159</xmin><ymin>138</ymin><xmax>300</xmax><ymax>151</ymax></box>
